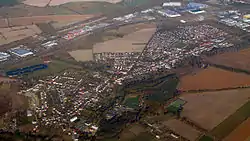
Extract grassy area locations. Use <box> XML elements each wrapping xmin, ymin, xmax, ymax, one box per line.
<box><xmin>199</xmin><ymin>135</ymin><xmax>214</xmax><ymax>141</ymax></box>
<box><xmin>210</xmin><ymin>100</ymin><xmax>250</xmax><ymax>139</ymax></box>
<box><xmin>124</xmin><ymin>95</ymin><xmax>140</xmax><ymax>109</ymax></box>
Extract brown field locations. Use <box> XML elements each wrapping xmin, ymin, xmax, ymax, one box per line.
<box><xmin>180</xmin><ymin>89</ymin><xmax>250</xmax><ymax>130</ymax></box>
<box><xmin>205</xmin><ymin>48</ymin><xmax>250</xmax><ymax>72</ymax></box>
<box><xmin>93</xmin><ymin>27</ymin><xmax>156</xmax><ymax>53</ymax></box>
<box><xmin>163</xmin><ymin>119</ymin><xmax>201</xmax><ymax>141</ymax></box>
<box><xmin>0</xmin><ymin>25</ymin><xmax>42</xmax><ymax>46</ymax></box>
<box><xmin>23</xmin><ymin>0</ymin><xmax>122</xmax><ymax>7</ymax></box>
<box><xmin>0</xmin><ymin>14</ymin><xmax>94</xmax><ymax>27</ymax></box>
<box><xmin>223</xmin><ymin>118</ymin><xmax>250</xmax><ymax>141</ymax></box>
<box><xmin>178</xmin><ymin>67</ymin><xmax>250</xmax><ymax>91</ymax></box>
<box><xmin>68</xmin><ymin>49</ymin><xmax>93</xmax><ymax>62</ymax></box>
<box><xmin>0</xmin><ymin>83</ymin><xmax>28</xmax><ymax>116</ymax></box>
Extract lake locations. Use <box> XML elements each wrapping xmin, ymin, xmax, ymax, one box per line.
<box><xmin>0</xmin><ymin>0</ymin><xmax>18</xmax><ymax>7</ymax></box>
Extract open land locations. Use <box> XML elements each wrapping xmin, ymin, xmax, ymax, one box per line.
<box><xmin>22</xmin><ymin>0</ymin><xmax>122</xmax><ymax>7</ymax></box>
<box><xmin>0</xmin><ymin>14</ymin><xmax>94</xmax><ymax>27</ymax></box>
<box><xmin>93</xmin><ymin>27</ymin><xmax>156</xmax><ymax>53</ymax></box>
<box><xmin>68</xmin><ymin>49</ymin><xmax>93</xmax><ymax>62</ymax></box>
<box><xmin>224</xmin><ymin>118</ymin><xmax>250</xmax><ymax>141</ymax></box>
<box><xmin>211</xmin><ymin>101</ymin><xmax>250</xmax><ymax>139</ymax></box>
<box><xmin>205</xmin><ymin>48</ymin><xmax>250</xmax><ymax>72</ymax></box>
<box><xmin>178</xmin><ymin>67</ymin><xmax>250</xmax><ymax>91</ymax></box>
<box><xmin>0</xmin><ymin>83</ymin><xmax>28</xmax><ymax>116</ymax></box>
<box><xmin>163</xmin><ymin>119</ymin><xmax>201</xmax><ymax>141</ymax></box>
<box><xmin>180</xmin><ymin>89</ymin><xmax>250</xmax><ymax>130</ymax></box>
<box><xmin>0</xmin><ymin>25</ymin><xmax>41</xmax><ymax>46</ymax></box>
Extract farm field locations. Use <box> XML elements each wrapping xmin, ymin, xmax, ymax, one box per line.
<box><xmin>211</xmin><ymin>101</ymin><xmax>250</xmax><ymax>139</ymax></box>
<box><xmin>0</xmin><ymin>25</ymin><xmax>41</xmax><ymax>46</ymax></box>
<box><xmin>205</xmin><ymin>48</ymin><xmax>250</xmax><ymax>72</ymax></box>
<box><xmin>163</xmin><ymin>119</ymin><xmax>201</xmax><ymax>141</ymax></box>
<box><xmin>180</xmin><ymin>89</ymin><xmax>250</xmax><ymax>131</ymax></box>
<box><xmin>223</xmin><ymin>118</ymin><xmax>250</xmax><ymax>141</ymax></box>
<box><xmin>68</xmin><ymin>49</ymin><xmax>93</xmax><ymax>62</ymax></box>
<box><xmin>22</xmin><ymin>0</ymin><xmax>122</xmax><ymax>7</ymax></box>
<box><xmin>178</xmin><ymin>67</ymin><xmax>250</xmax><ymax>91</ymax></box>
<box><xmin>0</xmin><ymin>83</ymin><xmax>28</xmax><ymax>116</ymax></box>
<box><xmin>0</xmin><ymin>14</ymin><xmax>94</xmax><ymax>27</ymax></box>
<box><xmin>93</xmin><ymin>27</ymin><xmax>156</xmax><ymax>53</ymax></box>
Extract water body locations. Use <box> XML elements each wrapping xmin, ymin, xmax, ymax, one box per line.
<box><xmin>0</xmin><ymin>0</ymin><xmax>18</xmax><ymax>7</ymax></box>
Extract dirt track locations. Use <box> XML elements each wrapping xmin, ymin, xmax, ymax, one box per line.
<box><xmin>180</xmin><ymin>89</ymin><xmax>250</xmax><ymax>130</ymax></box>
<box><xmin>223</xmin><ymin>118</ymin><xmax>250</xmax><ymax>141</ymax></box>
<box><xmin>178</xmin><ymin>67</ymin><xmax>250</xmax><ymax>91</ymax></box>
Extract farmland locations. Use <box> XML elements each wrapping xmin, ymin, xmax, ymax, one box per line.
<box><xmin>0</xmin><ymin>14</ymin><xmax>94</xmax><ymax>27</ymax></box>
<box><xmin>205</xmin><ymin>48</ymin><xmax>250</xmax><ymax>72</ymax></box>
<box><xmin>211</xmin><ymin>101</ymin><xmax>250</xmax><ymax>139</ymax></box>
<box><xmin>223</xmin><ymin>118</ymin><xmax>250</xmax><ymax>141</ymax></box>
<box><xmin>68</xmin><ymin>49</ymin><xmax>93</xmax><ymax>62</ymax></box>
<box><xmin>22</xmin><ymin>0</ymin><xmax>122</xmax><ymax>7</ymax></box>
<box><xmin>0</xmin><ymin>25</ymin><xmax>42</xmax><ymax>46</ymax></box>
<box><xmin>93</xmin><ymin>27</ymin><xmax>156</xmax><ymax>53</ymax></box>
<box><xmin>178</xmin><ymin>67</ymin><xmax>250</xmax><ymax>91</ymax></box>
<box><xmin>163</xmin><ymin>119</ymin><xmax>201</xmax><ymax>141</ymax></box>
<box><xmin>180</xmin><ymin>89</ymin><xmax>250</xmax><ymax>130</ymax></box>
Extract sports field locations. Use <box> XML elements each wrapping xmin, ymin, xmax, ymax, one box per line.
<box><xmin>178</xmin><ymin>67</ymin><xmax>250</xmax><ymax>91</ymax></box>
<box><xmin>180</xmin><ymin>89</ymin><xmax>250</xmax><ymax>131</ymax></box>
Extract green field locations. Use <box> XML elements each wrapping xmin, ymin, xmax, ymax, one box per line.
<box><xmin>210</xmin><ymin>100</ymin><xmax>250</xmax><ymax>139</ymax></box>
<box><xmin>124</xmin><ymin>96</ymin><xmax>140</xmax><ymax>109</ymax></box>
<box><xmin>199</xmin><ymin>135</ymin><xmax>214</xmax><ymax>141</ymax></box>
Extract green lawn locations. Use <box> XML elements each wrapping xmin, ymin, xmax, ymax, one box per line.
<box><xmin>210</xmin><ymin>101</ymin><xmax>250</xmax><ymax>139</ymax></box>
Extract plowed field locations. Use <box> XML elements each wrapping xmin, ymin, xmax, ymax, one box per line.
<box><xmin>178</xmin><ymin>67</ymin><xmax>250</xmax><ymax>91</ymax></box>
<box><xmin>205</xmin><ymin>48</ymin><xmax>250</xmax><ymax>72</ymax></box>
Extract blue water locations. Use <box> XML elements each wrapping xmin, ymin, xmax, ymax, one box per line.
<box><xmin>0</xmin><ymin>0</ymin><xmax>18</xmax><ymax>7</ymax></box>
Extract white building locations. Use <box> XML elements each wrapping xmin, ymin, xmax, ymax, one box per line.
<box><xmin>0</xmin><ymin>52</ymin><xmax>10</xmax><ymax>61</ymax></box>
<box><xmin>163</xmin><ymin>2</ymin><xmax>181</xmax><ymax>7</ymax></box>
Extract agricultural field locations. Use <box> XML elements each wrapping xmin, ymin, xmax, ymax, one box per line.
<box><xmin>93</xmin><ymin>27</ymin><xmax>156</xmax><ymax>53</ymax></box>
<box><xmin>205</xmin><ymin>48</ymin><xmax>250</xmax><ymax>72</ymax></box>
<box><xmin>22</xmin><ymin>0</ymin><xmax>122</xmax><ymax>7</ymax></box>
<box><xmin>68</xmin><ymin>49</ymin><xmax>93</xmax><ymax>62</ymax></box>
<box><xmin>180</xmin><ymin>89</ymin><xmax>250</xmax><ymax>130</ymax></box>
<box><xmin>211</xmin><ymin>101</ymin><xmax>250</xmax><ymax>139</ymax></box>
<box><xmin>223</xmin><ymin>118</ymin><xmax>250</xmax><ymax>141</ymax></box>
<box><xmin>0</xmin><ymin>14</ymin><xmax>94</xmax><ymax>27</ymax></box>
<box><xmin>0</xmin><ymin>83</ymin><xmax>28</xmax><ymax>116</ymax></box>
<box><xmin>178</xmin><ymin>67</ymin><xmax>250</xmax><ymax>91</ymax></box>
<box><xmin>163</xmin><ymin>119</ymin><xmax>201</xmax><ymax>141</ymax></box>
<box><xmin>0</xmin><ymin>25</ymin><xmax>41</xmax><ymax>46</ymax></box>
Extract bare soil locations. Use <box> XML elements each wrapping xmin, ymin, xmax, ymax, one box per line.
<box><xmin>180</xmin><ymin>89</ymin><xmax>250</xmax><ymax>130</ymax></box>
<box><xmin>163</xmin><ymin>119</ymin><xmax>201</xmax><ymax>141</ymax></box>
<box><xmin>178</xmin><ymin>67</ymin><xmax>250</xmax><ymax>91</ymax></box>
